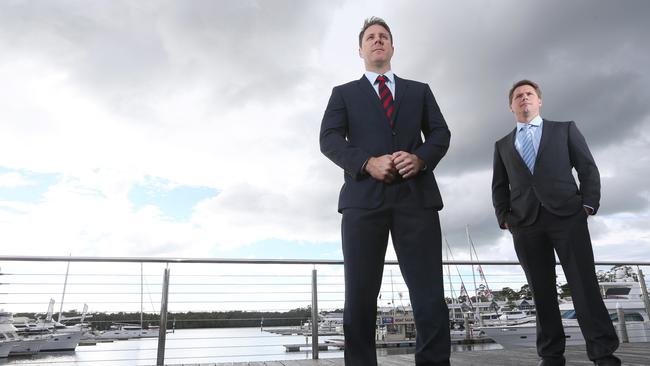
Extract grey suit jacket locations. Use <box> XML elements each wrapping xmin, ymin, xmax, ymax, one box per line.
<box><xmin>320</xmin><ymin>75</ymin><xmax>450</xmax><ymax>212</ymax></box>
<box><xmin>492</xmin><ymin>120</ymin><xmax>600</xmax><ymax>229</ymax></box>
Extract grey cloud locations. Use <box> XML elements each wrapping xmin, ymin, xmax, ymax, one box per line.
<box><xmin>596</xmin><ymin>138</ymin><xmax>650</xmax><ymax>216</ymax></box>
<box><xmin>386</xmin><ymin>0</ymin><xmax>650</xmax><ymax>176</ymax></box>
<box><xmin>600</xmin><ymin>176</ymin><xmax>650</xmax><ymax>215</ymax></box>
<box><xmin>0</xmin><ymin>0</ymin><xmax>343</xmax><ymax>119</ymax></box>
<box><xmin>157</xmin><ymin>0</ymin><xmax>345</xmax><ymax>105</ymax></box>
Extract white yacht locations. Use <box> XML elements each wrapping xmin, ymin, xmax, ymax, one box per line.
<box><xmin>12</xmin><ymin>299</ymin><xmax>84</xmax><ymax>352</ymax></box>
<box><xmin>0</xmin><ymin>314</ymin><xmax>21</xmax><ymax>358</ymax></box>
<box><xmin>0</xmin><ymin>311</ymin><xmax>45</xmax><ymax>356</ymax></box>
<box><xmin>481</xmin><ymin>272</ymin><xmax>650</xmax><ymax>348</ymax></box>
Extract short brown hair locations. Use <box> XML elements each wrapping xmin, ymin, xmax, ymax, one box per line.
<box><xmin>508</xmin><ymin>79</ymin><xmax>542</xmax><ymax>104</ymax></box>
<box><xmin>358</xmin><ymin>17</ymin><xmax>393</xmax><ymax>47</ymax></box>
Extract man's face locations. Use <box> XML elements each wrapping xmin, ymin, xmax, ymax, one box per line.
<box><xmin>359</xmin><ymin>24</ymin><xmax>394</xmax><ymax>69</ymax></box>
<box><xmin>510</xmin><ymin>84</ymin><xmax>542</xmax><ymax>122</ymax></box>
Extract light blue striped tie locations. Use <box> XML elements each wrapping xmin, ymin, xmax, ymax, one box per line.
<box><xmin>519</xmin><ymin>124</ymin><xmax>536</xmax><ymax>173</ymax></box>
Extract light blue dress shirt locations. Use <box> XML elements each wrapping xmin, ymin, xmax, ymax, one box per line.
<box><xmin>514</xmin><ymin>115</ymin><xmax>543</xmax><ymax>157</ymax></box>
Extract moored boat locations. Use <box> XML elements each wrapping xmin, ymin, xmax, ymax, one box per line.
<box><xmin>481</xmin><ymin>269</ymin><xmax>650</xmax><ymax>348</ymax></box>
<box><xmin>96</xmin><ymin>322</ymin><xmax>159</xmax><ymax>340</ymax></box>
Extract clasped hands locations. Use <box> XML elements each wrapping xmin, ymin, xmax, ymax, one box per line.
<box><xmin>365</xmin><ymin>151</ymin><xmax>424</xmax><ymax>184</ymax></box>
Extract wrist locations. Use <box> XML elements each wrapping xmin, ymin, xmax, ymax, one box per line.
<box><xmin>417</xmin><ymin>156</ymin><xmax>426</xmax><ymax>171</ymax></box>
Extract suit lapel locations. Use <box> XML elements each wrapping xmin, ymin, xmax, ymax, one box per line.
<box><xmin>356</xmin><ymin>75</ymin><xmax>392</xmax><ymax>130</ymax></box>
<box><xmin>392</xmin><ymin>75</ymin><xmax>408</xmax><ymax>126</ymax></box>
<box><xmin>508</xmin><ymin>127</ymin><xmax>533</xmax><ymax>176</ymax></box>
<box><xmin>536</xmin><ymin>119</ymin><xmax>551</xmax><ymax>159</ymax></box>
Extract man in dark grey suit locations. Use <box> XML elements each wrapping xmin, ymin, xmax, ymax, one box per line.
<box><xmin>320</xmin><ymin>17</ymin><xmax>451</xmax><ymax>366</ymax></box>
<box><xmin>492</xmin><ymin>79</ymin><xmax>620</xmax><ymax>366</ymax></box>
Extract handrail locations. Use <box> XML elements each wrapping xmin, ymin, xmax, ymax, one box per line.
<box><xmin>1</xmin><ymin>255</ymin><xmax>649</xmax><ymax>266</ymax></box>
<box><xmin>2</xmin><ymin>255</ymin><xmax>649</xmax><ymax>364</ymax></box>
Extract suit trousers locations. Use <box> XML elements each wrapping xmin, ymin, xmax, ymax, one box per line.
<box><xmin>511</xmin><ymin>207</ymin><xmax>619</xmax><ymax>361</ymax></box>
<box><xmin>341</xmin><ymin>182</ymin><xmax>450</xmax><ymax>366</ymax></box>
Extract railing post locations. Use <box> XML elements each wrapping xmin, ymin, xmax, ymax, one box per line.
<box><xmin>311</xmin><ymin>268</ymin><xmax>319</xmax><ymax>359</ymax></box>
<box><xmin>157</xmin><ymin>267</ymin><xmax>170</xmax><ymax>366</ymax></box>
<box><xmin>616</xmin><ymin>302</ymin><xmax>628</xmax><ymax>343</ymax></box>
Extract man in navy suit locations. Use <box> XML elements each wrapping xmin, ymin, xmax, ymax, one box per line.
<box><xmin>492</xmin><ymin>80</ymin><xmax>620</xmax><ymax>366</ymax></box>
<box><xmin>320</xmin><ymin>17</ymin><xmax>451</xmax><ymax>366</ymax></box>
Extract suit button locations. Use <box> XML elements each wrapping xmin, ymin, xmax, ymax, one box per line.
<box><xmin>391</xmin><ymin>131</ymin><xmax>397</xmax><ymax>136</ymax></box>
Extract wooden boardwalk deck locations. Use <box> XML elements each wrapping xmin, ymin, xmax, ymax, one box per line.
<box><xmin>178</xmin><ymin>342</ymin><xmax>650</xmax><ymax>365</ymax></box>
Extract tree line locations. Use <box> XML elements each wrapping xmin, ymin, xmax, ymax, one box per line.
<box><xmin>15</xmin><ymin>307</ymin><xmax>313</xmax><ymax>331</ymax></box>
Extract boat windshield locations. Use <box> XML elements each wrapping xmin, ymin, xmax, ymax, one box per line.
<box><xmin>604</xmin><ymin>287</ymin><xmax>631</xmax><ymax>298</ymax></box>
<box><xmin>561</xmin><ymin>310</ymin><xmax>577</xmax><ymax>319</ymax></box>
<box><xmin>609</xmin><ymin>312</ymin><xmax>645</xmax><ymax>322</ymax></box>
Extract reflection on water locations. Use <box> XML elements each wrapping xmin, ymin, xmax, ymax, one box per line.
<box><xmin>452</xmin><ymin>343</ymin><xmax>503</xmax><ymax>352</ymax></box>
<box><xmin>0</xmin><ymin>327</ymin><xmax>501</xmax><ymax>365</ymax></box>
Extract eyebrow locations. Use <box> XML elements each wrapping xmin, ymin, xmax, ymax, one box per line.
<box><xmin>366</xmin><ymin>32</ymin><xmax>389</xmax><ymax>39</ymax></box>
<box><xmin>515</xmin><ymin>91</ymin><xmax>534</xmax><ymax>98</ymax></box>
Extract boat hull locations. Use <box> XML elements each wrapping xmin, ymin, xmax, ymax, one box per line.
<box><xmin>40</xmin><ymin>331</ymin><xmax>83</xmax><ymax>352</ymax></box>
<box><xmin>9</xmin><ymin>338</ymin><xmax>46</xmax><ymax>355</ymax></box>
<box><xmin>482</xmin><ymin>321</ymin><xmax>650</xmax><ymax>348</ymax></box>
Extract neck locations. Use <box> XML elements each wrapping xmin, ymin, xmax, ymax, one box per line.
<box><xmin>517</xmin><ymin>113</ymin><xmax>539</xmax><ymax>124</ymax></box>
<box><xmin>365</xmin><ymin>63</ymin><xmax>391</xmax><ymax>75</ymax></box>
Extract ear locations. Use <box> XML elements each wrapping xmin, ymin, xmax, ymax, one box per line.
<box><xmin>358</xmin><ymin>47</ymin><xmax>362</xmax><ymax>58</ymax></box>
<box><xmin>538</xmin><ymin>98</ymin><xmax>543</xmax><ymax>107</ymax></box>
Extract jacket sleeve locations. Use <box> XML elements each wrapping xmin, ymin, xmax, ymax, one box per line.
<box><xmin>567</xmin><ymin>121</ymin><xmax>601</xmax><ymax>214</ymax></box>
<box><xmin>413</xmin><ymin>84</ymin><xmax>450</xmax><ymax>170</ymax></box>
<box><xmin>492</xmin><ymin>141</ymin><xmax>510</xmax><ymax>229</ymax></box>
<box><xmin>319</xmin><ymin>86</ymin><xmax>371</xmax><ymax>180</ymax></box>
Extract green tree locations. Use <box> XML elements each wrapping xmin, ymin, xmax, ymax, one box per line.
<box><xmin>518</xmin><ymin>284</ymin><xmax>532</xmax><ymax>299</ymax></box>
<box><xmin>499</xmin><ymin>287</ymin><xmax>518</xmax><ymax>302</ymax></box>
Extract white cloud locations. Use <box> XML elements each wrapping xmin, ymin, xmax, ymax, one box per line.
<box><xmin>0</xmin><ymin>172</ymin><xmax>36</xmax><ymax>188</ymax></box>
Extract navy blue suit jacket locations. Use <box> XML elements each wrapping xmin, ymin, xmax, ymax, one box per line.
<box><xmin>492</xmin><ymin>120</ymin><xmax>601</xmax><ymax>229</ymax></box>
<box><xmin>320</xmin><ymin>75</ymin><xmax>450</xmax><ymax>212</ymax></box>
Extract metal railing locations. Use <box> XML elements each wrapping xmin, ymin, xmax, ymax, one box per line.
<box><xmin>1</xmin><ymin>255</ymin><xmax>649</xmax><ymax>365</ymax></box>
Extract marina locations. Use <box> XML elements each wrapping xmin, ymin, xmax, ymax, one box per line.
<box><xmin>1</xmin><ymin>256</ymin><xmax>649</xmax><ymax>365</ymax></box>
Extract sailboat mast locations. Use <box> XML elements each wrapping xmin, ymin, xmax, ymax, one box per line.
<box><xmin>390</xmin><ymin>270</ymin><xmax>395</xmax><ymax>318</ymax></box>
<box><xmin>58</xmin><ymin>256</ymin><xmax>71</xmax><ymax>322</ymax></box>
<box><xmin>467</xmin><ymin>225</ymin><xmax>478</xmax><ymax>301</ymax></box>
<box><xmin>445</xmin><ymin>236</ymin><xmax>474</xmax><ymax>312</ymax></box>
<box><xmin>446</xmin><ymin>246</ymin><xmax>456</xmax><ymax>321</ymax></box>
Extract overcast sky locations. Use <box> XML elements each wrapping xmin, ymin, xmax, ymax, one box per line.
<box><xmin>1</xmin><ymin>0</ymin><xmax>649</xmax><ymax>267</ymax></box>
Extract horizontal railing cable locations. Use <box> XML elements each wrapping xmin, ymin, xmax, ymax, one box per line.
<box><xmin>1</xmin><ymin>256</ymin><xmax>647</xmax><ymax>365</ymax></box>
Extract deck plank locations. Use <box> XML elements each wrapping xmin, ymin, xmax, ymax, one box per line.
<box><xmin>187</xmin><ymin>342</ymin><xmax>650</xmax><ymax>366</ymax></box>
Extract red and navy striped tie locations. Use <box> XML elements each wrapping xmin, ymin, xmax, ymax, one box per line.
<box><xmin>376</xmin><ymin>75</ymin><xmax>394</xmax><ymax>128</ymax></box>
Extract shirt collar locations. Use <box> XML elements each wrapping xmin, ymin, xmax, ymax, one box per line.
<box><xmin>365</xmin><ymin>70</ymin><xmax>395</xmax><ymax>85</ymax></box>
<box><xmin>517</xmin><ymin>115</ymin><xmax>543</xmax><ymax>131</ymax></box>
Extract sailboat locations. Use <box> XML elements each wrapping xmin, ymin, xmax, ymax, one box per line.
<box><xmin>96</xmin><ymin>263</ymin><xmax>159</xmax><ymax>340</ymax></box>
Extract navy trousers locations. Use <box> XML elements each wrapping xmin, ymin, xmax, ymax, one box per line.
<box><xmin>341</xmin><ymin>183</ymin><xmax>450</xmax><ymax>366</ymax></box>
<box><xmin>512</xmin><ymin>207</ymin><xmax>619</xmax><ymax>361</ymax></box>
